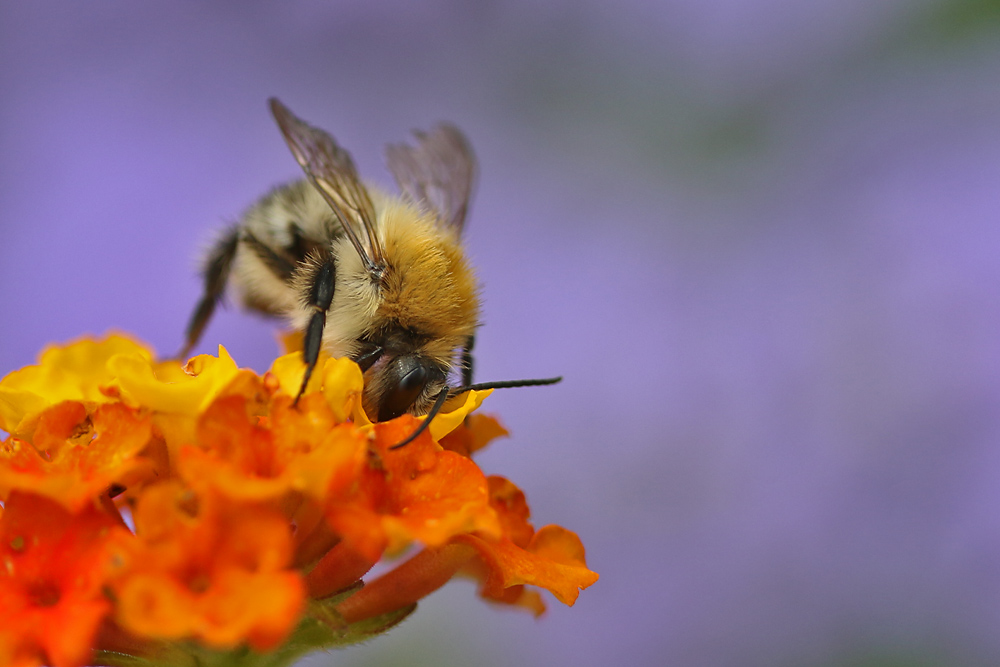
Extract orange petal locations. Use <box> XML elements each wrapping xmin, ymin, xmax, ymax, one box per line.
<box><xmin>179</xmin><ymin>393</ymin><xmax>369</xmax><ymax>504</ymax></box>
<box><xmin>439</xmin><ymin>413</ymin><xmax>509</xmax><ymax>457</ymax></box>
<box><xmin>486</xmin><ymin>476</ymin><xmax>535</xmax><ymax>548</ymax></box>
<box><xmin>325</xmin><ymin>417</ymin><xmax>501</xmax><ymax>559</ymax></box>
<box><xmin>0</xmin><ymin>402</ymin><xmax>155</xmax><ymax>512</ymax></box>
<box><xmin>29</xmin><ymin>401</ymin><xmax>88</xmax><ymax>454</ymax></box>
<box><xmin>109</xmin><ymin>484</ymin><xmax>305</xmax><ymax>651</ymax></box>
<box><xmin>452</xmin><ymin>477</ymin><xmax>598</xmax><ymax>609</ymax></box>
<box><xmin>116</xmin><ymin>569</ymin><xmax>305</xmax><ymax>652</ymax></box>
<box><xmin>475</xmin><ymin>583</ymin><xmax>547</xmax><ymax>617</ymax></box>
<box><xmin>457</xmin><ymin>526</ymin><xmax>599</xmax><ymax>607</ymax></box>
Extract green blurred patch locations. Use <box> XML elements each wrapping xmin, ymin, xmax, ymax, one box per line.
<box><xmin>806</xmin><ymin>644</ymin><xmax>969</xmax><ymax>667</ymax></box>
<box><xmin>508</xmin><ymin>44</ymin><xmax>772</xmax><ymax>186</ymax></box>
<box><xmin>917</xmin><ymin>0</ymin><xmax>1000</xmax><ymax>43</ymax></box>
<box><xmin>889</xmin><ymin>0</ymin><xmax>1000</xmax><ymax>50</ymax></box>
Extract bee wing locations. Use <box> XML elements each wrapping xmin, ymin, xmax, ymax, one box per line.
<box><xmin>385</xmin><ymin>124</ymin><xmax>476</xmax><ymax>235</ymax></box>
<box><xmin>269</xmin><ymin>98</ymin><xmax>385</xmax><ymax>274</ymax></box>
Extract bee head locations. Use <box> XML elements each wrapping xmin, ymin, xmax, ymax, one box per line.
<box><xmin>356</xmin><ymin>336</ymin><xmax>451</xmax><ymax>420</ymax></box>
<box><xmin>338</xmin><ymin>202</ymin><xmax>479</xmax><ymax>422</ymax></box>
<box><xmin>366</xmin><ymin>353</ymin><xmax>448</xmax><ymax>421</ymax></box>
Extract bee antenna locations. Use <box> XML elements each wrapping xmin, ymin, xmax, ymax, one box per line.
<box><xmin>449</xmin><ymin>376</ymin><xmax>562</xmax><ymax>395</ymax></box>
<box><xmin>389</xmin><ymin>388</ymin><xmax>451</xmax><ymax>450</ymax></box>
<box><xmin>387</xmin><ymin>376</ymin><xmax>562</xmax><ymax>450</ymax></box>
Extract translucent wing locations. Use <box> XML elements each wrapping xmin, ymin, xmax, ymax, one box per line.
<box><xmin>385</xmin><ymin>124</ymin><xmax>476</xmax><ymax>235</ymax></box>
<box><xmin>269</xmin><ymin>98</ymin><xmax>385</xmax><ymax>275</ymax></box>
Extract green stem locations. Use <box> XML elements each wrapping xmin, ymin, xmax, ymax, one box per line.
<box><xmin>90</xmin><ymin>592</ymin><xmax>415</xmax><ymax>667</ymax></box>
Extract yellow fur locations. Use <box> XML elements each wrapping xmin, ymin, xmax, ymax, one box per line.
<box><xmin>376</xmin><ymin>199</ymin><xmax>479</xmax><ymax>350</ymax></box>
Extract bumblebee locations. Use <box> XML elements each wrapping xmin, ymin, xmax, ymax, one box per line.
<box><xmin>182</xmin><ymin>99</ymin><xmax>555</xmax><ymax>426</ymax></box>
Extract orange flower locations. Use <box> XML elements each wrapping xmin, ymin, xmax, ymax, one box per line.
<box><xmin>0</xmin><ymin>401</ymin><xmax>157</xmax><ymax>513</ymax></box>
<box><xmin>177</xmin><ymin>388</ymin><xmax>368</xmax><ymax>505</ymax></box>
<box><xmin>439</xmin><ymin>413</ymin><xmax>510</xmax><ymax>456</ymax></box>
<box><xmin>0</xmin><ymin>335</ymin><xmax>597</xmax><ymax>666</ymax></box>
<box><xmin>455</xmin><ymin>476</ymin><xmax>599</xmax><ymax>615</ymax></box>
<box><xmin>333</xmin><ymin>475</ymin><xmax>598</xmax><ymax>623</ymax></box>
<box><xmin>107</xmin><ymin>482</ymin><xmax>305</xmax><ymax>652</ymax></box>
<box><xmin>0</xmin><ymin>492</ymin><xmax>119</xmax><ymax>667</ymax></box>
<box><xmin>323</xmin><ymin>416</ymin><xmax>502</xmax><ymax>562</ymax></box>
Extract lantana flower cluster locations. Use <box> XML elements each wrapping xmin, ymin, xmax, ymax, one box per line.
<box><xmin>0</xmin><ymin>335</ymin><xmax>597</xmax><ymax>667</ymax></box>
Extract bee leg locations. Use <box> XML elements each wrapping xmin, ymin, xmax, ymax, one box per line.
<box><xmin>179</xmin><ymin>228</ymin><xmax>239</xmax><ymax>360</ymax></box>
<box><xmin>243</xmin><ymin>230</ymin><xmax>295</xmax><ymax>281</ymax></box>
<box><xmin>461</xmin><ymin>335</ymin><xmax>475</xmax><ymax>387</ymax></box>
<box><xmin>296</xmin><ymin>257</ymin><xmax>336</xmax><ymax>404</ymax></box>
<box><xmin>459</xmin><ymin>335</ymin><xmax>476</xmax><ymax>427</ymax></box>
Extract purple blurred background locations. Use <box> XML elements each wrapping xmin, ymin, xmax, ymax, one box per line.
<box><xmin>4</xmin><ymin>2</ymin><xmax>1000</xmax><ymax>665</ymax></box>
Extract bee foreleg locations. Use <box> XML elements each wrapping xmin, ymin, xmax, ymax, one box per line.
<box><xmin>295</xmin><ymin>257</ymin><xmax>336</xmax><ymax>404</ymax></box>
<box><xmin>180</xmin><ymin>228</ymin><xmax>239</xmax><ymax>360</ymax></box>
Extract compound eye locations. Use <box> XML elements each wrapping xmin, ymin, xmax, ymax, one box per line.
<box><xmin>379</xmin><ymin>359</ymin><xmax>430</xmax><ymax>422</ymax></box>
<box><xmin>399</xmin><ymin>365</ymin><xmax>427</xmax><ymax>392</ymax></box>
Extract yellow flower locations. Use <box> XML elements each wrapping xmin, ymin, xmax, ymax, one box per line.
<box><xmin>0</xmin><ymin>334</ymin><xmax>149</xmax><ymax>437</ymax></box>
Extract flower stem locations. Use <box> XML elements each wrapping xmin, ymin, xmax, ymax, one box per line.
<box><xmin>336</xmin><ymin>543</ymin><xmax>476</xmax><ymax>623</ymax></box>
<box><xmin>305</xmin><ymin>542</ymin><xmax>378</xmax><ymax>598</ymax></box>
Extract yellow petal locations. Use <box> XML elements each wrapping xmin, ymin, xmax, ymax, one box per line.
<box><xmin>320</xmin><ymin>358</ymin><xmax>364</xmax><ymax>424</ymax></box>
<box><xmin>428</xmin><ymin>389</ymin><xmax>492</xmax><ymax>441</ymax></box>
<box><xmin>0</xmin><ymin>334</ymin><xmax>151</xmax><ymax>435</ymax></box>
<box><xmin>267</xmin><ymin>352</ymin><xmax>326</xmax><ymax>398</ymax></box>
<box><xmin>113</xmin><ymin>346</ymin><xmax>240</xmax><ymax>416</ymax></box>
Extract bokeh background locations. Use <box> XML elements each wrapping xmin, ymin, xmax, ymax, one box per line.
<box><xmin>3</xmin><ymin>2</ymin><xmax>1000</xmax><ymax>665</ymax></box>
